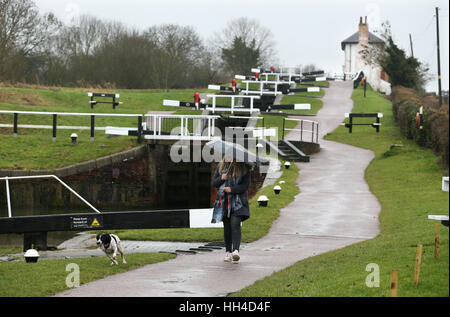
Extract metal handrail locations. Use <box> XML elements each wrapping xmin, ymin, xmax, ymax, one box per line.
<box><xmin>144</xmin><ymin>113</ymin><xmax>219</xmax><ymax>139</ymax></box>
<box><xmin>0</xmin><ymin>175</ymin><xmax>101</xmax><ymax>218</ymax></box>
<box><xmin>0</xmin><ymin>110</ymin><xmax>141</xmax><ymax>117</ymax></box>
<box><xmin>282</xmin><ymin>118</ymin><xmax>319</xmax><ymax>143</ymax></box>
<box><xmin>0</xmin><ymin>110</ymin><xmax>144</xmax><ymax>141</ymax></box>
<box><xmin>206</xmin><ymin>94</ymin><xmax>260</xmax><ymax>114</ymax></box>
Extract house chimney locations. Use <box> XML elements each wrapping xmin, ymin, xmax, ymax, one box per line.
<box><xmin>358</xmin><ymin>16</ymin><xmax>369</xmax><ymax>46</ymax></box>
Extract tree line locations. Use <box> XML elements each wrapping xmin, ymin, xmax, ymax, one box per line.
<box><xmin>0</xmin><ymin>0</ymin><xmax>279</xmax><ymax>89</ymax></box>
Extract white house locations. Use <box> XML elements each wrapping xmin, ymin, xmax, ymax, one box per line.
<box><xmin>341</xmin><ymin>17</ymin><xmax>391</xmax><ymax>95</ymax></box>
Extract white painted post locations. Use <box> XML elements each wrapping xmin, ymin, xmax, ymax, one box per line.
<box><xmin>231</xmin><ymin>96</ymin><xmax>235</xmax><ymax>114</ymax></box>
<box><xmin>5</xmin><ymin>177</ymin><xmax>11</xmax><ymax>218</ymax></box>
<box><xmin>180</xmin><ymin>117</ymin><xmax>184</xmax><ymax>137</ymax></box>
<box><xmin>158</xmin><ymin>116</ymin><xmax>162</xmax><ymax>136</ymax></box>
<box><xmin>442</xmin><ymin>177</ymin><xmax>449</xmax><ymax>192</ymax></box>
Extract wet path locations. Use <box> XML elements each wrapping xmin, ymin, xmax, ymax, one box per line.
<box><xmin>55</xmin><ymin>81</ymin><xmax>380</xmax><ymax>297</ymax></box>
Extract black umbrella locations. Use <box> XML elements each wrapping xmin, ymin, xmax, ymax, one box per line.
<box><xmin>204</xmin><ymin>139</ymin><xmax>261</xmax><ymax>167</ymax></box>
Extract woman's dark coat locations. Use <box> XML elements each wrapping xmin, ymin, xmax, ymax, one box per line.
<box><xmin>212</xmin><ymin>167</ymin><xmax>251</xmax><ymax>221</ymax></box>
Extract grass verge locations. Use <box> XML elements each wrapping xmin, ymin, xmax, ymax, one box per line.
<box><xmin>231</xmin><ymin>85</ymin><xmax>449</xmax><ymax>297</ymax></box>
<box><xmin>0</xmin><ymin>252</ymin><xmax>176</xmax><ymax>297</ymax></box>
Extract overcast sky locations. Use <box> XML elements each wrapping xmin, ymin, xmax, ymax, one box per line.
<box><xmin>35</xmin><ymin>0</ymin><xmax>449</xmax><ymax>92</ymax></box>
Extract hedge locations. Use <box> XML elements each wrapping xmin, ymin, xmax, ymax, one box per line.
<box><xmin>391</xmin><ymin>86</ymin><xmax>449</xmax><ymax>168</ymax></box>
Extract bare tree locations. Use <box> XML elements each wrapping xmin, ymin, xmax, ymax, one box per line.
<box><xmin>57</xmin><ymin>15</ymin><xmax>109</xmax><ymax>58</ymax></box>
<box><xmin>0</xmin><ymin>0</ymin><xmax>60</xmax><ymax>81</ymax></box>
<box><xmin>0</xmin><ymin>0</ymin><xmax>60</xmax><ymax>54</ymax></box>
<box><xmin>145</xmin><ymin>24</ymin><xmax>203</xmax><ymax>89</ymax></box>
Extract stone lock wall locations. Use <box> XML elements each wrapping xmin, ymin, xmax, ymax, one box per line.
<box><xmin>0</xmin><ymin>144</ymin><xmax>266</xmax><ymax>217</ymax></box>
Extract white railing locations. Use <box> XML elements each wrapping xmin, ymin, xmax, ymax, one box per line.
<box><xmin>144</xmin><ymin>113</ymin><xmax>220</xmax><ymax>141</ymax></box>
<box><xmin>105</xmin><ymin>113</ymin><xmax>220</xmax><ymax>140</ymax></box>
<box><xmin>283</xmin><ymin>118</ymin><xmax>320</xmax><ymax>143</ymax></box>
<box><xmin>0</xmin><ymin>175</ymin><xmax>101</xmax><ymax>218</ymax></box>
<box><xmin>240</xmin><ymin>80</ymin><xmax>284</xmax><ymax>95</ymax></box>
<box><xmin>206</xmin><ymin>94</ymin><xmax>260</xmax><ymax>114</ymax></box>
<box><xmin>259</xmin><ymin>73</ymin><xmax>298</xmax><ymax>83</ymax></box>
<box><xmin>0</xmin><ymin>110</ymin><xmax>142</xmax><ymax>141</ymax></box>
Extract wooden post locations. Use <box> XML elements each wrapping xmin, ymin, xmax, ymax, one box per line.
<box><xmin>52</xmin><ymin>114</ymin><xmax>57</xmax><ymax>141</ymax></box>
<box><xmin>13</xmin><ymin>112</ymin><xmax>18</xmax><ymax>137</ymax></box>
<box><xmin>90</xmin><ymin>115</ymin><xmax>95</xmax><ymax>141</ymax></box>
<box><xmin>349</xmin><ymin>114</ymin><xmax>353</xmax><ymax>133</ymax></box>
<box><xmin>137</xmin><ymin>115</ymin><xmax>142</xmax><ymax>144</ymax></box>
<box><xmin>414</xmin><ymin>244</ymin><xmax>423</xmax><ymax>286</ymax></box>
<box><xmin>364</xmin><ymin>78</ymin><xmax>367</xmax><ymax>97</ymax></box>
<box><xmin>138</xmin><ymin>116</ymin><xmax>142</xmax><ymax>143</ymax></box>
<box><xmin>390</xmin><ymin>269</ymin><xmax>398</xmax><ymax>297</ymax></box>
<box><xmin>435</xmin><ymin>223</ymin><xmax>440</xmax><ymax>259</ymax></box>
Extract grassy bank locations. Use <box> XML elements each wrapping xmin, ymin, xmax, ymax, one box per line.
<box><xmin>0</xmin><ymin>85</ymin><xmax>315</xmax><ymax>169</ymax></box>
<box><xmin>0</xmin><ymin>252</ymin><xmax>175</xmax><ymax>297</ymax></box>
<box><xmin>232</xmin><ymin>85</ymin><xmax>449</xmax><ymax>297</ymax></box>
<box><xmin>0</xmin><ymin>86</ymin><xmax>207</xmax><ymax>170</ymax></box>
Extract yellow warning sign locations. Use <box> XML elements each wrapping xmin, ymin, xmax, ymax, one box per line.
<box><xmin>91</xmin><ymin>218</ymin><xmax>101</xmax><ymax>227</ymax></box>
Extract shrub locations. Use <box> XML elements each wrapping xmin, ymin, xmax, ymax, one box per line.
<box><xmin>391</xmin><ymin>86</ymin><xmax>449</xmax><ymax>168</ymax></box>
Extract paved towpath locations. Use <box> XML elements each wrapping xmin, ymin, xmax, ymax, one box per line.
<box><xmin>56</xmin><ymin>81</ymin><xmax>380</xmax><ymax>297</ymax></box>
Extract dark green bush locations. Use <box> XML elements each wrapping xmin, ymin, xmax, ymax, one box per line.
<box><xmin>391</xmin><ymin>86</ymin><xmax>449</xmax><ymax>168</ymax></box>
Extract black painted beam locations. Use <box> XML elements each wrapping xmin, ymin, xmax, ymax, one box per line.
<box><xmin>0</xmin><ymin>210</ymin><xmax>191</xmax><ymax>234</ymax></box>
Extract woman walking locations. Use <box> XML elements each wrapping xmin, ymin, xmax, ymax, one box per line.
<box><xmin>212</xmin><ymin>159</ymin><xmax>251</xmax><ymax>263</ymax></box>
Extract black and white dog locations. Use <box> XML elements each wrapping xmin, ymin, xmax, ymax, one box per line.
<box><xmin>96</xmin><ymin>233</ymin><xmax>127</xmax><ymax>265</ymax></box>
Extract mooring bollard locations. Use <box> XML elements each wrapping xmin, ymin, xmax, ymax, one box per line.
<box><xmin>258</xmin><ymin>195</ymin><xmax>269</xmax><ymax>207</ymax></box>
<box><xmin>24</xmin><ymin>248</ymin><xmax>40</xmax><ymax>263</ymax></box>
<box><xmin>71</xmin><ymin>133</ymin><xmax>78</xmax><ymax>144</ymax></box>
<box><xmin>273</xmin><ymin>185</ymin><xmax>281</xmax><ymax>195</ymax></box>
